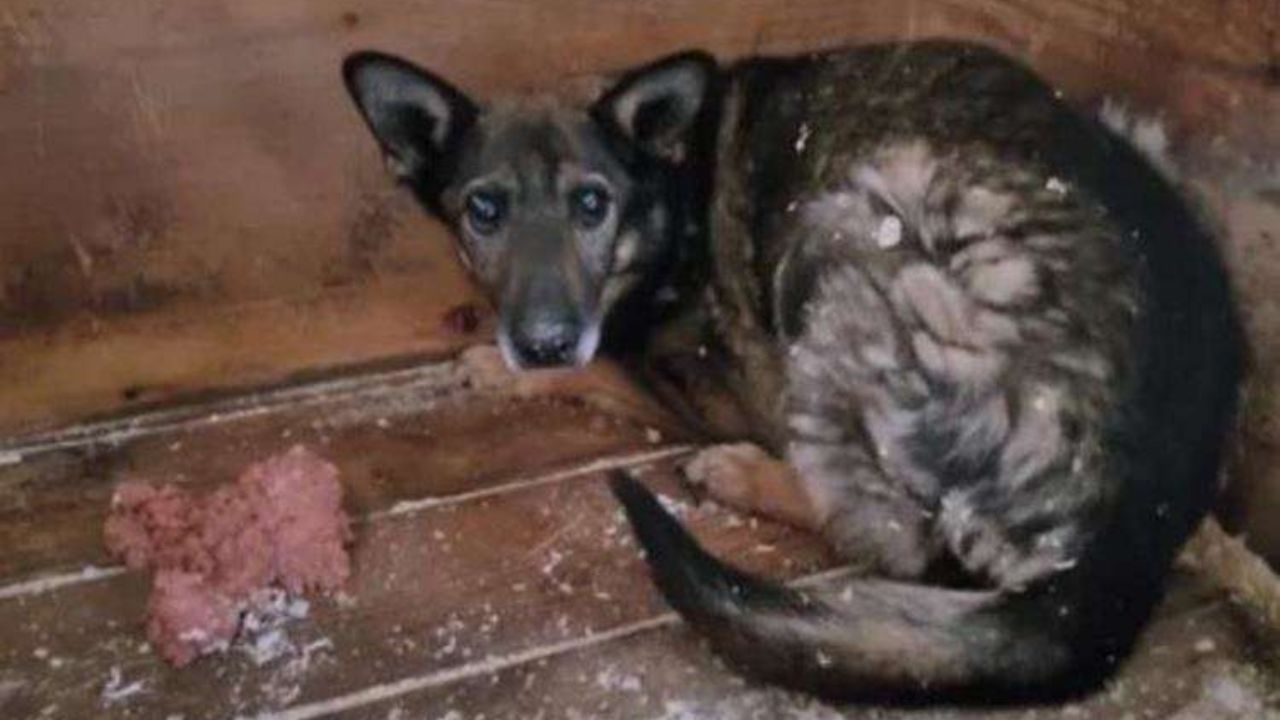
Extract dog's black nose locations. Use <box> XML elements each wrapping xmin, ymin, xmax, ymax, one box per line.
<box><xmin>509</xmin><ymin>318</ymin><xmax>580</xmax><ymax>368</ymax></box>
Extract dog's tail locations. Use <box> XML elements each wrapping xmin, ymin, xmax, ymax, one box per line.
<box><xmin>609</xmin><ymin>472</ymin><xmax>1162</xmax><ymax>703</ymax></box>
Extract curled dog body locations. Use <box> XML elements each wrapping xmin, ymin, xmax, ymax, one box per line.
<box><xmin>343</xmin><ymin>41</ymin><xmax>1242</xmax><ymax>702</ymax></box>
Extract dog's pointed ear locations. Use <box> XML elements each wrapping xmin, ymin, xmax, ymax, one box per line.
<box><xmin>592</xmin><ymin>51</ymin><xmax>715</xmax><ymax>162</ymax></box>
<box><xmin>342</xmin><ymin>51</ymin><xmax>477</xmax><ymax>187</ymax></box>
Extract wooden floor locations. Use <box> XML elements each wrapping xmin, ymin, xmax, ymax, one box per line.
<box><xmin>0</xmin><ymin>351</ymin><xmax>1277</xmax><ymax>719</ymax></box>
<box><xmin>0</xmin><ymin>1</ymin><xmax>1277</xmax><ymax>716</ymax></box>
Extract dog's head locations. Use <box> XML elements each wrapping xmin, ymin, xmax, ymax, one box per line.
<box><xmin>343</xmin><ymin>51</ymin><xmax>714</xmax><ymax>370</ymax></box>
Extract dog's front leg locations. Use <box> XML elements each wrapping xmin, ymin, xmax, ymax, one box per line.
<box><xmin>683</xmin><ymin>443</ymin><xmax>823</xmax><ymax>532</ymax></box>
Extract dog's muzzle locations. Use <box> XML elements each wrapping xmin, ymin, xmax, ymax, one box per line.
<box><xmin>498</xmin><ymin>315</ymin><xmax>601</xmax><ymax>370</ymax></box>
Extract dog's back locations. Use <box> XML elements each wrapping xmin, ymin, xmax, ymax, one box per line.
<box><xmin>615</xmin><ymin>41</ymin><xmax>1242</xmax><ymax>701</ymax></box>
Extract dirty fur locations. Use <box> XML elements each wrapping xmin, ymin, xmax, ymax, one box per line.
<box><xmin>344</xmin><ymin>41</ymin><xmax>1243</xmax><ymax>703</ymax></box>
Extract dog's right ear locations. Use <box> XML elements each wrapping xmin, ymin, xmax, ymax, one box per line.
<box><xmin>342</xmin><ymin>51</ymin><xmax>477</xmax><ymax>189</ymax></box>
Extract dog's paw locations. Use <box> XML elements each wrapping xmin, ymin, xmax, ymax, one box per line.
<box><xmin>683</xmin><ymin>443</ymin><xmax>819</xmax><ymax>529</ymax></box>
<box><xmin>683</xmin><ymin>442</ymin><xmax>773</xmax><ymax>509</ymax></box>
<box><xmin>457</xmin><ymin>344</ymin><xmax>520</xmax><ymax>392</ymax></box>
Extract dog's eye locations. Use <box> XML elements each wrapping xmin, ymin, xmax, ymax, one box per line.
<box><xmin>465</xmin><ymin>190</ymin><xmax>507</xmax><ymax>235</ymax></box>
<box><xmin>570</xmin><ymin>185</ymin><xmax>611</xmax><ymax>229</ymax></box>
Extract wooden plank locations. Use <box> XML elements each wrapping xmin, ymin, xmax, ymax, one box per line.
<box><xmin>0</xmin><ymin>354</ymin><xmax>690</xmax><ymax>581</ymax></box>
<box><xmin>0</xmin><ymin>0</ymin><xmax>1276</xmax><ymax>434</ymax></box>
<box><xmin>0</xmin><ymin>459</ymin><xmax>834</xmax><ymax>719</ymax></box>
<box><xmin>0</xmin><ymin>277</ymin><xmax>489</xmax><ymax>435</ymax></box>
<box><xmin>1209</xmin><ymin>184</ymin><xmax>1280</xmax><ymax>561</ymax></box>
<box><xmin>312</xmin><ymin>571</ymin><xmax>1279</xmax><ymax>720</ymax></box>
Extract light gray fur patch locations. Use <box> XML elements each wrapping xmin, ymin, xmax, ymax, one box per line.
<box><xmin>772</xmin><ymin>138</ymin><xmax>1129</xmax><ymax>588</ymax></box>
<box><xmin>800</xmin><ymin>190</ymin><xmax>877</xmax><ymax>245</ymax></box>
<box><xmin>964</xmin><ymin>254</ymin><xmax>1039</xmax><ymax>307</ymax></box>
<box><xmin>939</xmin><ymin>490</ymin><xmax>1077</xmax><ymax>587</ymax></box>
<box><xmin>801</xmin><ymin>141</ymin><xmax>943</xmax><ymax>253</ymax></box>
<box><xmin>851</xmin><ymin>142</ymin><xmax>938</xmax><ymax>218</ymax></box>
<box><xmin>892</xmin><ymin>264</ymin><xmax>1021</xmax><ymax>349</ymax></box>
<box><xmin>787</xmin><ymin>412</ymin><xmax>846</xmax><ymax>443</ymax></box>
<box><xmin>999</xmin><ymin>385</ymin><xmax>1067</xmax><ymax>489</ymax></box>
<box><xmin>953</xmin><ymin>187</ymin><xmax>1016</xmax><ymax>239</ymax></box>
<box><xmin>911</xmin><ymin>331</ymin><xmax>1006</xmax><ymax>388</ymax></box>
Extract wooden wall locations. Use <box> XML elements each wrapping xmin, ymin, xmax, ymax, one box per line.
<box><xmin>1</xmin><ymin>1</ymin><xmax>1279</xmax><ymax>543</ymax></box>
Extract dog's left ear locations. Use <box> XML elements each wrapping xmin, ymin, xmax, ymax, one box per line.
<box><xmin>342</xmin><ymin>51</ymin><xmax>477</xmax><ymax>191</ymax></box>
<box><xmin>593</xmin><ymin>51</ymin><xmax>715</xmax><ymax>163</ymax></box>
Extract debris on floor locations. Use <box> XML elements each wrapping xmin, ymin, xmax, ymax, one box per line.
<box><xmin>103</xmin><ymin>445</ymin><xmax>352</xmax><ymax>666</ymax></box>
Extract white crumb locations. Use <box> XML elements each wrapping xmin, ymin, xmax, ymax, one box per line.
<box><xmin>237</xmin><ymin>589</ymin><xmax>315</xmax><ymax>667</ymax></box>
<box><xmin>541</xmin><ymin>549</ymin><xmax>565</xmax><ymax>576</ymax></box>
<box><xmin>794</xmin><ymin>123</ymin><xmax>812</xmax><ymax>153</ymax></box>
<box><xmin>244</xmin><ymin>628</ymin><xmax>293</xmax><ymax>666</ymax></box>
<box><xmin>595</xmin><ymin>666</ymin><xmax>643</xmax><ymax>692</ymax></box>
<box><xmin>875</xmin><ymin>215</ymin><xmax>903</xmax><ymax>248</ymax></box>
<box><xmin>656</xmin><ymin>493</ymin><xmax>692</xmax><ymax>518</ymax></box>
<box><xmin>101</xmin><ymin>666</ymin><xmax>146</xmax><ymax>705</ymax></box>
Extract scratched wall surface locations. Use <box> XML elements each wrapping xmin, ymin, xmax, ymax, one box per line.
<box><xmin>0</xmin><ymin>0</ymin><xmax>1278</xmax><ymax>547</ymax></box>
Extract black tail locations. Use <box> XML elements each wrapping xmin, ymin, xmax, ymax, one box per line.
<box><xmin>609</xmin><ymin>472</ymin><xmax>1151</xmax><ymax>703</ymax></box>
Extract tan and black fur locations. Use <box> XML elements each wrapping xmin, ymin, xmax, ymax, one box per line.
<box><xmin>342</xmin><ymin>41</ymin><xmax>1243</xmax><ymax>702</ymax></box>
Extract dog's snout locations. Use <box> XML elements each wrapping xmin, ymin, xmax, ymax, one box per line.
<box><xmin>508</xmin><ymin>317</ymin><xmax>581</xmax><ymax>368</ymax></box>
<box><xmin>498</xmin><ymin>265</ymin><xmax>602</xmax><ymax>370</ymax></box>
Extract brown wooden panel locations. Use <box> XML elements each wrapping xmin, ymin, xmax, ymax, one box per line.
<box><xmin>0</xmin><ymin>0</ymin><xmax>1276</xmax><ymax>434</ymax></box>
<box><xmin>1209</xmin><ymin>184</ymin><xmax>1280</xmax><ymax>560</ymax></box>
<box><xmin>0</xmin><ymin>277</ymin><xmax>487</xmax><ymax>433</ymax></box>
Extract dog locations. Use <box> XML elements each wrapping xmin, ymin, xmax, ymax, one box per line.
<box><xmin>342</xmin><ymin>40</ymin><xmax>1242</xmax><ymax>703</ymax></box>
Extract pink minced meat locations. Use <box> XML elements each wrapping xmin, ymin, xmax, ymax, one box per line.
<box><xmin>104</xmin><ymin>445</ymin><xmax>353</xmax><ymax>666</ymax></box>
